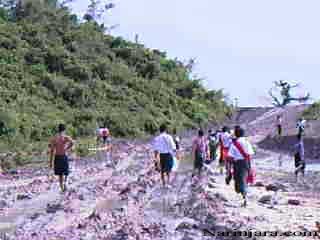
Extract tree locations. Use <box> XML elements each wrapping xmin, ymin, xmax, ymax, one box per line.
<box><xmin>84</xmin><ymin>0</ymin><xmax>114</xmax><ymax>22</ymax></box>
<box><xmin>269</xmin><ymin>80</ymin><xmax>310</xmax><ymax>107</ymax></box>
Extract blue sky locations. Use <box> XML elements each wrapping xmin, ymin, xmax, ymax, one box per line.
<box><xmin>70</xmin><ymin>0</ymin><xmax>319</xmax><ymax>106</ymax></box>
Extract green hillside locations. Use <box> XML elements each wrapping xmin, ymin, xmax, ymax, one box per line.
<box><xmin>0</xmin><ymin>0</ymin><xmax>232</xmax><ymax>152</ymax></box>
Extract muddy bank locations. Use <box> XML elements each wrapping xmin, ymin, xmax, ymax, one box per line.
<box><xmin>258</xmin><ymin>135</ymin><xmax>320</xmax><ymax>163</ymax></box>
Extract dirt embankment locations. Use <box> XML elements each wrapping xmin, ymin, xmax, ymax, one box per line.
<box><xmin>234</xmin><ymin>105</ymin><xmax>320</xmax><ymax>162</ymax></box>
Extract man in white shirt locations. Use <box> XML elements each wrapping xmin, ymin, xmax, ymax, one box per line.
<box><xmin>297</xmin><ymin>118</ymin><xmax>306</xmax><ymax>137</ymax></box>
<box><xmin>228</xmin><ymin>127</ymin><xmax>255</xmax><ymax>207</ymax></box>
<box><xmin>153</xmin><ymin>124</ymin><xmax>176</xmax><ymax>188</ymax></box>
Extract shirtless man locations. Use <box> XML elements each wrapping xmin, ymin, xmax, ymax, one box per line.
<box><xmin>49</xmin><ymin>124</ymin><xmax>74</xmax><ymax>192</ymax></box>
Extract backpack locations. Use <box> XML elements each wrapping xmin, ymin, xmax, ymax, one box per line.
<box><xmin>209</xmin><ymin>135</ymin><xmax>218</xmax><ymax>149</ymax></box>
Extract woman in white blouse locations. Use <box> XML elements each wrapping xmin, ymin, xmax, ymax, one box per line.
<box><xmin>228</xmin><ymin>127</ymin><xmax>255</xmax><ymax>207</ymax></box>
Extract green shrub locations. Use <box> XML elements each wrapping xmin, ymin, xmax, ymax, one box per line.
<box><xmin>0</xmin><ymin>2</ymin><xmax>231</xmax><ymax>159</ymax></box>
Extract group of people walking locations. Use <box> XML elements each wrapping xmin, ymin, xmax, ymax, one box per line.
<box><xmin>47</xmin><ymin>114</ymin><xmax>308</xmax><ymax>207</ymax></box>
<box><xmin>152</xmin><ymin>123</ymin><xmax>255</xmax><ymax>207</ymax></box>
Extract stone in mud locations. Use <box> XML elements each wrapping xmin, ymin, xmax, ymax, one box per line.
<box><xmin>214</xmin><ymin>193</ymin><xmax>228</xmax><ymax>202</ymax></box>
<box><xmin>181</xmin><ymin>234</ymin><xmax>194</xmax><ymax>240</ymax></box>
<box><xmin>46</xmin><ymin>203</ymin><xmax>64</xmax><ymax>213</ymax></box>
<box><xmin>259</xmin><ymin>195</ymin><xmax>272</xmax><ymax>204</ymax></box>
<box><xmin>111</xmin><ymin>229</ymin><xmax>129</xmax><ymax>240</ymax></box>
<box><xmin>254</xmin><ymin>181</ymin><xmax>265</xmax><ymax>187</ymax></box>
<box><xmin>30</xmin><ymin>213</ymin><xmax>40</xmax><ymax>220</ymax></box>
<box><xmin>0</xmin><ymin>200</ymin><xmax>7</xmax><ymax>208</ymax></box>
<box><xmin>78</xmin><ymin>194</ymin><xmax>85</xmax><ymax>201</ymax></box>
<box><xmin>119</xmin><ymin>186</ymin><xmax>130</xmax><ymax>195</ymax></box>
<box><xmin>265</xmin><ymin>183</ymin><xmax>284</xmax><ymax>192</ymax></box>
<box><xmin>176</xmin><ymin>222</ymin><xmax>193</xmax><ymax>231</ymax></box>
<box><xmin>254</xmin><ymin>215</ymin><xmax>267</xmax><ymax>222</ymax></box>
<box><xmin>77</xmin><ymin>223</ymin><xmax>87</xmax><ymax>229</ymax></box>
<box><xmin>8</xmin><ymin>169</ymin><xmax>18</xmax><ymax>175</ymax></box>
<box><xmin>199</xmin><ymin>214</ymin><xmax>217</xmax><ymax>229</ymax></box>
<box><xmin>207</xmin><ymin>182</ymin><xmax>216</xmax><ymax>189</ymax></box>
<box><xmin>17</xmin><ymin>194</ymin><xmax>31</xmax><ymax>200</ymax></box>
<box><xmin>81</xmin><ymin>233</ymin><xmax>95</xmax><ymax>240</ymax></box>
<box><xmin>288</xmin><ymin>199</ymin><xmax>300</xmax><ymax>206</ymax></box>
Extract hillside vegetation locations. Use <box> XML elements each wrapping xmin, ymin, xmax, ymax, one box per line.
<box><xmin>0</xmin><ymin>0</ymin><xmax>232</xmax><ymax>153</ymax></box>
<box><xmin>302</xmin><ymin>102</ymin><xmax>320</xmax><ymax>120</ymax></box>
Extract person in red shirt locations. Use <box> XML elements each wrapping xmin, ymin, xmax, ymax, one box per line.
<box><xmin>49</xmin><ymin>124</ymin><xmax>74</xmax><ymax>193</ymax></box>
<box><xmin>218</xmin><ymin>126</ymin><xmax>231</xmax><ymax>175</ymax></box>
<box><xmin>192</xmin><ymin>129</ymin><xmax>210</xmax><ymax>177</ymax></box>
<box><xmin>96</xmin><ymin>125</ymin><xmax>110</xmax><ymax>145</ymax></box>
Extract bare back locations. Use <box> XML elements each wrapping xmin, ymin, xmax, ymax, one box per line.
<box><xmin>49</xmin><ymin>134</ymin><xmax>73</xmax><ymax>156</ymax></box>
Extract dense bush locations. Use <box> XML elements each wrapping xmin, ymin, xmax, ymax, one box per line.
<box><xmin>0</xmin><ymin>1</ymin><xmax>232</xmax><ymax>154</ymax></box>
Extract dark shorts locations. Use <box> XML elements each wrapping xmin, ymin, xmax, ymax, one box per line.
<box><xmin>294</xmin><ymin>153</ymin><xmax>305</xmax><ymax>173</ymax></box>
<box><xmin>194</xmin><ymin>150</ymin><xmax>205</xmax><ymax>170</ymax></box>
<box><xmin>298</xmin><ymin>128</ymin><xmax>304</xmax><ymax>136</ymax></box>
<box><xmin>160</xmin><ymin>153</ymin><xmax>173</xmax><ymax>173</ymax></box>
<box><xmin>102</xmin><ymin>136</ymin><xmax>111</xmax><ymax>144</ymax></box>
<box><xmin>277</xmin><ymin>125</ymin><xmax>282</xmax><ymax>136</ymax></box>
<box><xmin>54</xmin><ymin>155</ymin><xmax>69</xmax><ymax>176</ymax></box>
<box><xmin>175</xmin><ymin>142</ymin><xmax>180</xmax><ymax>150</ymax></box>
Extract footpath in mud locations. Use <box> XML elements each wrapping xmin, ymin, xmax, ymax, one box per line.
<box><xmin>0</xmin><ymin>135</ymin><xmax>320</xmax><ymax>240</ymax></box>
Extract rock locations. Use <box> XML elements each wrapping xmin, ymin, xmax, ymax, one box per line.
<box><xmin>119</xmin><ymin>186</ymin><xmax>130</xmax><ymax>195</ymax></box>
<box><xmin>175</xmin><ymin>221</ymin><xmax>196</xmax><ymax>231</ymax></box>
<box><xmin>17</xmin><ymin>194</ymin><xmax>31</xmax><ymax>200</ymax></box>
<box><xmin>254</xmin><ymin>181</ymin><xmax>265</xmax><ymax>187</ymax></box>
<box><xmin>78</xmin><ymin>194</ymin><xmax>85</xmax><ymax>201</ymax></box>
<box><xmin>8</xmin><ymin>169</ymin><xmax>18</xmax><ymax>175</ymax></box>
<box><xmin>265</xmin><ymin>184</ymin><xmax>279</xmax><ymax>191</ymax></box>
<box><xmin>81</xmin><ymin>233</ymin><xmax>95</xmax><ymax>240</ymax></box>
<box><xmin>288</xmin><ymin>199</ymin><xmax>300</xmax><ymax>206</ymax></box>
<box><xmin>77</xmin><ymin>223</ymin><xmax>87</xmax><ymax>229</ymax></box>
<box><xmin>0</xmin><ymin>200</ymin><xmax>8</xmax><ymax>208</ymax></box>
<box><xmin>111</xmin><ymin>229</ymin><xmax>129</xmax><ymax>240</ymax></box>
<box><xmin>207</xmin><ymin>182</ymin><xmax>216</xmax><ymax>189</ymax></box>
<box><xmin>254</xmin><ymin>215</ymin><xmax>267</xmax><ymax>222</ymax></box>
<box><xmin>198</xmin><ymin>214</ymin><xmax>217</xmax><ymax>230</ymax></box>
<box><xmin>46</xmin><ymin>203</ymin><xmax>64</xmax><ymax>213</ymax></box>
<box><xmin>259</xmin><ymin>195</ymin><xmax>272</xmax><ymax>204</ymax></box>
<box><xmin>214</xmin><ymin>193</ymin><xmax>228</xmax><ymax>202</ymax></box>
<box><xmin>30</xmin><ymin>213</ymin><xmax>40</xmax><ymax>220</ymax></box>
<box><xmin>181</xmin><ymin>234</ymin><xmax>194</xmax><ymax>240</ymax></box>
<box><xmin>265</xmin><ymin>183</ymin><xmax>288</xmax><ymax>192</ymax></box>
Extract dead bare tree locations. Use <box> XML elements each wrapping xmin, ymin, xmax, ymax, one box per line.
<box><xmin>269</xmin><ymin>80</ymin><xmax>310</xmax><ymax>107</ymax></box>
